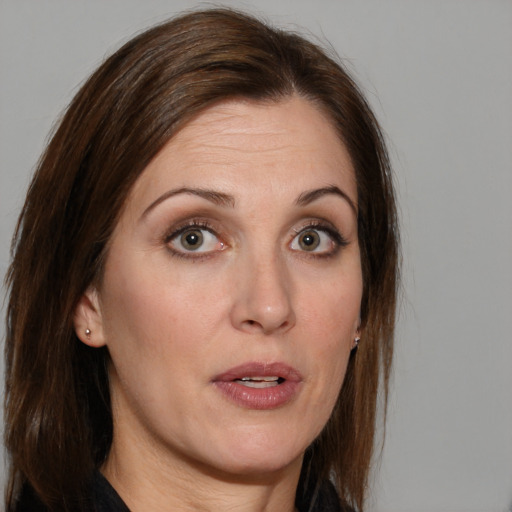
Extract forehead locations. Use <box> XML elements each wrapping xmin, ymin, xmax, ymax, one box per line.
<box><xmin>128</xmin><ymin>96</ymin><xmax>357</xmax><ymax>208</ymax></box>
<box><xmin>167</xmin><ymin>96</ymin><xmax>350</xmax><ymax>164</ymax></box>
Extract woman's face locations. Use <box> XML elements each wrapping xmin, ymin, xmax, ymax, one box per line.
<box><xmin>78</xmin><ymin>96</ymin><xmax>362</xmax><ymax>480</ymax></box>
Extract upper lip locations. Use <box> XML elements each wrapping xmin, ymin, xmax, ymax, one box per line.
<box><xmin>213</xmin><ymin>362</ymin><xmax>303</xmax><ymax>383</ymax></box>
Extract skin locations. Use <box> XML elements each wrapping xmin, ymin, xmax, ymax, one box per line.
<box><xmin>75</xmin><ymin>96</ymin><xmax>362</xmax><ymax>512</ymax></box>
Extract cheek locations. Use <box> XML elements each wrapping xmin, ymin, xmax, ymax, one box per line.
<box><xmin>299</xmin><ymin>272</ymin><xmax>361</xmax><ymax>389</ymax></box>
<box><xmin>301</xmin><ymin>273</ymin><xmax>362</xmax><ymax>339</ymax></box>
<box><xmin>99</xmin><ymin>253</ymin><xmax>227</xmax><ymax>366</ymax></box>
<box><xmin>98</xmin><ymin>253</ymin><xmax>172</xmax><ymax>365</ymax></box>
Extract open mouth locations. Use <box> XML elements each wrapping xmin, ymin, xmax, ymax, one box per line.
<box><xmin>235</xmin><ymin>376</ymin><xmax>285</xmax><ymax>388</ymax></box>
<box><xmin>213</xmin><ymin>363</ymin><xmax>302</xmax><ymax>409</ymax></box>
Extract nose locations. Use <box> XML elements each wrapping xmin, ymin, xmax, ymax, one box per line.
<box><xmin>230</xmin><ymin>252</ymin><xmax>296</xmax><ymax>335</ymax></box>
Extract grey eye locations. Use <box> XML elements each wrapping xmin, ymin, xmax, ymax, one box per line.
<box><xmin>297</xmin><ymin>230</ymin><xmax>320</xmax><ymax>251</ymax></box>
<box><xmin>180</xmin><ymin>230</ymin><xmax>204</xmax><ymax>251</ymax></box>
<box><xmin>290</xmin><ymin>227</ymin><xmax>337</xmax><ymax>254</ymax></box>
<box><xmin>169</xmin><ymin>227</ymin><xmax>225</xmax><ymax>255</ymax></box>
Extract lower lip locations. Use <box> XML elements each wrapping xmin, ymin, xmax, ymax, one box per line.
<box><xmin>213</xmin><ymin>380</ymin><xmax>301</xmax><ymax>410</ymax></box>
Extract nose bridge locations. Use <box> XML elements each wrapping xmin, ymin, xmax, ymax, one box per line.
<box><xmin>231</xmin><ymin>243</ymin><xmax>295</xmax><ymax>335</ymax></box>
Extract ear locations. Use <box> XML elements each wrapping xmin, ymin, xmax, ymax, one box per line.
<box><xmin>73</xmin><ymin>286</ymin><xmax>106</xmax><ymax>347</ymax></box>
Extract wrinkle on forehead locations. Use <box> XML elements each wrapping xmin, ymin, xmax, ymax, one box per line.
<box><xmin>168</xmin><ymin>96</ymin><xmax>342</xmax><ymax>155</ymax></box>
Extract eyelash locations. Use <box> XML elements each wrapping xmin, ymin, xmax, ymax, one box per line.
<box><xmin>163</xmin><ymin>218</ymin><xmax>348</xmax><ymax>260</ymax></box>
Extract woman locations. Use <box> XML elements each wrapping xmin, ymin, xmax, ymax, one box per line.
<box><xmin>4</xmin><ymin>8</ymin><xmax>399</xmax><ymax>512</ymax></box>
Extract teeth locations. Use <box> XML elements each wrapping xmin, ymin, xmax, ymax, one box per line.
<box><xmin>237</xmin><ymin>380</ymin><xmax>278</xmax><ymax>388</ymax></box>
<box><xmin>236</xmin><ymin>376</ymin><xmax>281</xmax><ymax>388</ymax></box>
<box><xmin>240</xmin><ymin>376</ymin><xmax>279</xmax><ymax>382</ymax></box>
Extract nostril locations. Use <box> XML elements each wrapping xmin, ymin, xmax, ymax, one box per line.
<box><xmin>245</xmin><ymin>320</ymin><xmax>260</xmax><ymax>331</ymax></box>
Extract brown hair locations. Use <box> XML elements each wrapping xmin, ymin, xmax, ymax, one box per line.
<box><xmin>4</xmin><ymin>8</ymin><xmax>399</xmax><ymax>512</ymax></box>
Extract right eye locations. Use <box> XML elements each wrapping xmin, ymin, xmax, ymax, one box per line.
<box><xmin>167</xmin><ymin>226</ymin><xmax>225</xmax><ymax>255</ymax></box>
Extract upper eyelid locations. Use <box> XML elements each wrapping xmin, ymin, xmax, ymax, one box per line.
<box><xmin>293</xmin><ymin>219</ymin><xmax>337</xmax><ymax>233</ymax></box>
<box><xmin>293</xmin><ymin>219</ymin><xmax>348</xmax><ymax>239</ymax></box>
<box><xmin>163</xmin><ymin>218</ymin><xmax>347</xmax><ymax>239</ymax></box>
<box><xmin>164</xmin><ymin>219</ymin><xmax>218</xmax><ymax>240</ymax></box>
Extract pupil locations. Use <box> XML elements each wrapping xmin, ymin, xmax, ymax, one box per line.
<box><xmin>182</xmin><ymin>230</ymin><xmax>203</xmax><ymax>250</ymax></box>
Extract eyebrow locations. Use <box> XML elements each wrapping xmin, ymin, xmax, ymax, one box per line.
<box><xmin>141</xmin><ymin>184</ymin><xmax>357</xmax><ymax>219</ymax></box>
<box><xmin>295</xmin><ymin>185</ymin><xmax>357</xmax><ymax>215</ymax></box>
<box><xmin>141</xmin><ymin>187</ymin><xmax>236</xmax><ymax>219</ymax></box>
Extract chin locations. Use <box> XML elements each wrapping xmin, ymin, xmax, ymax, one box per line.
<box><xmin>210</xmin><ymin>453</ymin><xmax>304</xmax><ymax>482</ymax></box>
<box><xmin>202</xmin><ymin>430</ymin><xmax>307</xmax><ymax>479</ymax></box>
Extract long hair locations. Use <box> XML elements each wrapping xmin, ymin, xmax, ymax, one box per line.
<box><xmin>4</xmin><ymin>8</ymin><xmax>399</xmax><ymax>511</ymax></box>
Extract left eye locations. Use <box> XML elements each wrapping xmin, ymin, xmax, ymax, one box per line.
<box><xmin>290</xmin><ymin>228</ymin><xmax>336</xmax><ymax>253</ymax></box>
<box><xmin>168</xmin><ymin>227</ymin><xmax>224</xmax><ymax>254</ymax></box>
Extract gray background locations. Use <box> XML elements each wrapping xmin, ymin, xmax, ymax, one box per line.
<box><xmin>1</xmin><ymin>1</ymin><xmax>511</xmax><ymax>511</ymax></box>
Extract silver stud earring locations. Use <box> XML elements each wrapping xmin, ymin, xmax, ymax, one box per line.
<box><xmin>85</xmin><ymin>328</ymin><xmax>91</xmax><ymax>336</ymax></box>
<box><xmin>353</xmin><ymin>336</ymin><xmax>360</xmax><ymax>349</ymax></box>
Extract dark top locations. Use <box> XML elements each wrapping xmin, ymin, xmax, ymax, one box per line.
<box><xmin>15</xmin><ymin>471</ymin><xmax>350</xmax><ymax>512</ymax></box>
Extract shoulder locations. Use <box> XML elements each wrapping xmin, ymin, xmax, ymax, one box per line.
<box><xmin>13</xmin><ymin>473</ymin><xmax>130</xmax><ymax>512</ymax></box>
<box><xmin>91</xmin><ymin>472</ymin><xmax>131</xmax><ymax>512</ymax></box>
